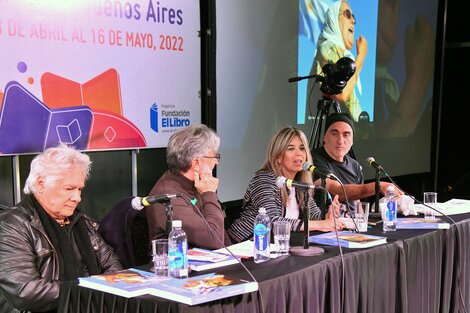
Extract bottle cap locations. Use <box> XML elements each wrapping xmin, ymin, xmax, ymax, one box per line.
<box><xmin>172</xmin><ymin>220</ymin><xmax>182</xmax><ymax>228</ymax></box>
<box><xmin>387</xmin><ymin>186</ymin><xmax>394</xmax><ymax>192</ymax></box>
<box><xmin>259</xmin><ymin>207</ymin><xmax>266</xmax><ymax>213</ymax></box>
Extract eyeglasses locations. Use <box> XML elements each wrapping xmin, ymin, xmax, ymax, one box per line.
<box><xmin>340</xmin><ymin>9</ymin><xmax>356</xmax><ymax>25</ymax></box>
<box><xmin>203</xmin><ymin>153</ymin><xmax>221</xmax><ymax>162</ymax></box>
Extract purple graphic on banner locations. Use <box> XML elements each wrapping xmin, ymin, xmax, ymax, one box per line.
<box><xmin>0</xmin><ymin>81</ymin><xmax>92</xmax><ymax>154</ymax></box>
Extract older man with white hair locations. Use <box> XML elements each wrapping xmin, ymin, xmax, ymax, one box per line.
<box><xmin>0</xmin><ymin>144</ymin><xmax>122</xmax><ymax>313</ymax></box>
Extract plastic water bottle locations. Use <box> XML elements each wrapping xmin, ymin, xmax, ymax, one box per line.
<box><xmin>253</xmin><ymin>207</ymin><xmax>271</xmax><ymax>263</ymax></box>
<box><xmin>383</xmin><ymin>186</ymin><xmax>397</xmax><ymax>232</ymax></box>
<box><xmin>168</xmin><ymin>220</ymin><xmax>188</xmax><ymax>278</ymax></box>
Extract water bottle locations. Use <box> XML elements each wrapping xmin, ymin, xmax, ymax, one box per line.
<box><xmin>168</xmin><ymin>220</ymin><xmax>188</xmax><ymax>278</ymax></box>
<box><xmin>383</xmin><ymin>186</ymin><xmax>397</xmax><ymax>232</ymax></box>
<box><xmin>253</xmin><ymin>207</ymin><xmax>271</xmax><ymax>263</ymax></box>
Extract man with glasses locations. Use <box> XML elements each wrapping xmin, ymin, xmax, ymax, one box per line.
<box><xmin>146</xmin><ymin>124</ymin><xmax>231</xmax><ymax>250</ymax></box>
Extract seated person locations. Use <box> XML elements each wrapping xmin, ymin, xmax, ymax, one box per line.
<box><xmin>147</xmin><ymin>124</ymin><xmax>230</xmax><ymax>250</ymax></box>
<box><xmin>0</xmin><ymin>144</ymin><xmax>122</xmax><ymax>312</ymax></box>
<box><xmin>227</xmin><ymin>126</ymin><xmax>344</xmax><ymax>243</ymax></box>
<box><xmin>312</xmin><ymin>112</ymin><xmax>402</xmax><ymax>214</ymax></box>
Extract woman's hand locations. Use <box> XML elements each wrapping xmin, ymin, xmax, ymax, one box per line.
<box><xmin>326</xmin><ymin>194</ymin><xmax>341</xmax><ymax>219</ymax></box>
<box><xmin>307</xmin><ymin>195</ymin><xmax>345</xmax><ymax>231</ymax></box>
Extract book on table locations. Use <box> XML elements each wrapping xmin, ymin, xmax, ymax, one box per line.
<box><xmin>78</xmin><ymin>268</ymin><xmax>166</xmax><ymax>298</ymax></box>
<box><xmin>396</xmin><ymin>217</ymin><xmax>450</xmax><ymax>229</ymax></box>
<box><xmin>188</xmin><ymin>248</ymin><xmax>240</xmax><ymax>271</ymax></box>
<box><xmin>146</xmin><ymin>272</ymin><xmax>258</xmax><ymax>306</ymax></box>
<box><xmin>79</xmin><ymin>269</ymin><xmax>258</xmax><ymax>305</ymax></box>
<box><xmin>309</xmin><ymin>231</ymin><xmax>387</xmax><ymax>248</ymax></box>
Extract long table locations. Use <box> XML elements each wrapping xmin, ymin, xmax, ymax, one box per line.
<box><xmin>58</xmin><ymin>213</ymin><xmax>470</xmax><ymax>313</ymax></box>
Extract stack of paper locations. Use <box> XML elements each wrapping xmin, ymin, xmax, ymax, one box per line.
<box><xmin>414</xmin><ymin>198</ymin><xmax>470</xmax><ymax>216</ymax></box>
<box><xmin>214</xmin><ymin>240</ymin><xmax>277</xmax><ymax>259</ymax></box>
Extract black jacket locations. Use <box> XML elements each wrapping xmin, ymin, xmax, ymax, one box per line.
<box><xmin>0</xmin><ymin>195</ymin><xmax>122</xmax><ymax>312</ymax></box>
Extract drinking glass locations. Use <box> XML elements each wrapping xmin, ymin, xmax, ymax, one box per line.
<box><xmin>423</xmin><ymin>192</ymin><xmax>437</xmax><ymax>219</ymax></box>
<box><xmin>273</xmin><ymin>221</ymin><xmax>290</xmax><ymax>256</ymax></box>
<box><xmin>151</xmin><ymin>239</ymin><xmax>169</xmax><ymax>277</ymax></box>
<box><xmin>354</xmin><ymin>202</ymin><xmax>370</xmax><ymax>232</ymax></box>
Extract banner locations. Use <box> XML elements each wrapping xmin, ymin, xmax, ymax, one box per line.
<box><xmin>0</xmin><ymin>0</ymin><xmax>201</xmax><ymax>155</ymax></box>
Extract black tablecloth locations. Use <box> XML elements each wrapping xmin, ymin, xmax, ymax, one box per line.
<box><xmin>59</xmin><ymin>214</ymin><xmax>470</xmax><ymax>313</ymax></box>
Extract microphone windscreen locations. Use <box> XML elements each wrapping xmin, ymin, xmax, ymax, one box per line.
<box><xmin>131</xmin><ymin>197</ymin><xmax>144</xmax><ymax>210</ymax></box>
<box><xmin>275</xmin><ymin>176</ymin><xmax>286</xmax><ymax>189</ymax></box>
<box><xmin>366</xmin><ymin>157</ymin><xmax>375</xmax><ymax>165</ymax></box>
<box><xmin>302</xmin><ymin>162</ymin><xmax>312</xmax><ymax>171</ymax></box>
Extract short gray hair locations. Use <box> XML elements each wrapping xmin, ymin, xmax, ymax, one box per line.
<box><xmin>23</xmin><ymin>143</ymin><xmax>92</xmax><ymax>194</ymax></box>
<box><xmin>166</xmin><ymin>124</ymin><xmax>220</xmax><ymax>174</ymax></box>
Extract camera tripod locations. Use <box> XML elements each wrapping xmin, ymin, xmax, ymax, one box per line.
<box><xmin>308</xmin><ymin>94</ymin><xmax>341</xmax><ymax>152</ymax></box>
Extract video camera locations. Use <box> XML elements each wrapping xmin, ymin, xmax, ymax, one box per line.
<box><xmin>318</xmin><ymin>57</ymin><xmax>356</xmax><ymax>96</ymax></box>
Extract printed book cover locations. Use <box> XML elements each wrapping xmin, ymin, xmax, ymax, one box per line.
<box><xmin>188</xmin><ymin>248</ymin><xmax>239</xmax><ymax>271</ymax></box>
<box><xmin>78</xmin><ymin>268</ymin><xmax>166</xmax><ymax>298</ymax></box>
<box><xmin>396</xmin><ymin>217</ymin><xmax>450</xmax><ymax>229</ymax></box>
<box><xmin>309</xmin><ymin>231</ymin><xmax>387</xmax><ymax>248</ymax></box>
<box><xmin>147</xmin><ymin>272</ymin><xmax>258</xmax><ymax>306</ymax></box>
<box><xmin>188</xmin><ymin>248</ymin><xmax>235</xmax><ymax>262</ymax></box>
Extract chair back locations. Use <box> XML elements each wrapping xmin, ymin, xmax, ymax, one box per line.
<box><xmin>98</xmin><ymin>196</ymin><xmax>150</xmax><ymax>268</ymax></box>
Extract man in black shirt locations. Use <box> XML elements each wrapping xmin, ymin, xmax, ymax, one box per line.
<box><xmin>312</xmin><ymin>113</ymin><xmax>401</xmax><ymax>215</ymax></box>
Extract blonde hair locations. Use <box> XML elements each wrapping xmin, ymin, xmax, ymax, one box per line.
<box><xmin>260</xmin><ymin>126</ymin><xmax>313</xmax><ymax>206</ymax></box>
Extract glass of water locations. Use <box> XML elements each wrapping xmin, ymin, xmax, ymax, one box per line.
<box><xmin>354</xmin><ymin>201</ymin><xmax>370</xmax><ymax>232</ymax></box>
<box><xmin>273</xmin><ymin>221</ymin><xmax>290</xmax><ymax>256</ymax></box>
<box><xmin>151</xmin><ymin>239</ymin><xmax>169</xmax><ymax>277</ymax></box>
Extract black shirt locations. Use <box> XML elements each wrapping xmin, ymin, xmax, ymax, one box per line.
<box><xmin>312</xmin><ymin>146</ymin><xmax>363</xmax><ymax>213</ymax></box>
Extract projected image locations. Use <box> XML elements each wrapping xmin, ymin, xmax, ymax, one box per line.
<box><xmin>372</xmin><ymin>0</ymin><xmax>436</xmax><ymax>138</ymax></box>
<box><xmin>297</xmin><ymin>0</ymin><xmax>378</xmax><ymax>130</ymax></box>
<box><xmin>297</xmin><ymin>0</ymin><xmax>436</xmax><ymax>139</ymax></box>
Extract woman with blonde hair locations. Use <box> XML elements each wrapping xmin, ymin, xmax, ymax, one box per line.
<box><xmin>227</xmin><ymin>126</ymin><xmax>344</xmax><ymax>243</ymax></box>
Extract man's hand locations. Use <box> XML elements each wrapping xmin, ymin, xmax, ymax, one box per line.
<box><xmin>194</xmin><ymin>171</ymin><xmax>219</xmax><ymax>194</ymax></box>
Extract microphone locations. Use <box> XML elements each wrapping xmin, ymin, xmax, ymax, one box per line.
<box><xmin>276</xmin><ymin>176</ymin><xmax>332</xmax><ymax>206</ymax></box>
<box><xmin>366</xmin><ymin>157</ymin><xmax>384</xmax><ymax>172</ymax></box>
<box><xmin>288</xmin><ymin>74</ymin><xmax>320</xmax><ymax>83</ymax></box>
<box><xmin>131</xmin><ymin>194</ymin><xmax>182</xmax><ymax>210</ymax></box>
<box><xmin>275</xmin><ymin>176</ymin><xmax>317</xmax><ymax>190</ymax></box>
<box><xmin>302</xmin><ymin>162</ymin><xmax>335</xmax><ymax>180</ymax></box>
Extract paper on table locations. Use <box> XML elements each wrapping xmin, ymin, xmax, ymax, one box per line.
<box><xmin>415</xmin><ymin>198</ymin><xmax>470</xmax><ymax>216</ymax></box>
<box><xmin>214</xmin><ymin>240</ymin><xmax>277</xmax><ymax>259</ymax></box>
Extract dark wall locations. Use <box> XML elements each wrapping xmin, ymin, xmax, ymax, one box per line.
<box><xmin>435</xmin><ymin>0</ymin><xmax>470</xmax><ymax>201</ymax></box>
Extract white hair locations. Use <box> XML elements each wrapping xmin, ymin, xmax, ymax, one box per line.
<box><xmin>166</xmin><ymin>124</ymin><xmax>220</xmax><ymax>174</ymax></box>
<box><xmin>23</xmin><ymin>143</ymin><xmax>92</xmax><ymax>194</ymax></box>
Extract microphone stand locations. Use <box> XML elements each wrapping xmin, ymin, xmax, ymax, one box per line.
<box><xmin>163</xmin><ymin>201</ymin><xmax>173</xmax><ymax>235</ymax></box>
<box><xmin>290</xmin><ymin>189</ymin><xmax>324</xmax><ymax>256</ymax></box>
<box><xmin>319</xmin><ymin>178</ymin><xmax>327</xmax><ymax>219</ymax></box>
<box><xmin>374</xmin><ymin>169</ymin><xmax>381</xmax><ymax>213</ymax></box>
